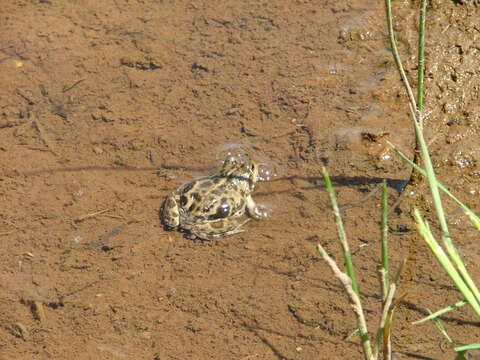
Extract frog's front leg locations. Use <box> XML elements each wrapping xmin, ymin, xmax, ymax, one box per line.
<box><xmin>245</xmin><ymin>195</ymin><xmax>264</xmax><ymax>220</ymax></box>
<box><xmin>162</xmin><ymin>192</ymin><xmax>181</xmax><ymax>229</ymax></box>
<box><xmin>189</xmin><ymin>218</ymin><xmax>250</xmax><ymax>241</ymax></box>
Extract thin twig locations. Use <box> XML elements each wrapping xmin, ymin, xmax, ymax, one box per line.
<box><xmin>317</xmin><ymin>244</ymin><xmax>373</xmax><ymax>360</ymax></box>
<box><xmin>62</xmin><ymin>78</ymin><xmax>85</xmax><ymax>93</ymax></box>
<box><xmin>61</xmin><ymin>280</ymin><xmax>101</xmax><ymax>298</ymax></box>
<box><xmin>379</xmin><ymin>284</ymin><xmax>396</xmax><ymax>360</ymax></box>
<box><xmin>73</xmin><ymin>208</ymin><xmax>112</xmax><ymax>223</ymax></box>
<box><xmin>15</xmin><ymin>88</ymin><xmax>35</xmax><ymax>105</ymax></box>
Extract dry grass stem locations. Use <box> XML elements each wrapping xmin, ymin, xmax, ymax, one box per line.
<box><xmin>317</xmin><ymin>244</ymin><xmax>373</xmax><ymax>360</ymax></box>
<box><xmin>378</xmin><ymin>284</ymin><xmax>396</xmax><ymax>360</ymax></box>
<box><xmin>74</xmin><ymin>208</ymin><xmax>112</xmax><ymax>223</ymax></box>
<box><xmin>33</xmin><ymin>301</ymin><xmax>46</xmax><ymax>323</ymax></box>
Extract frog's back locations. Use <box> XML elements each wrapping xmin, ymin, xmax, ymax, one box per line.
<box><xmin>179</xmin><ymin>175</ymin><xmax>247</xmax><ymax>223</ymax></box>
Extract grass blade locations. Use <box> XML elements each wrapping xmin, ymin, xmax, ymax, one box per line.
<box><xmin>384</xmin><ymin>0</ymin><xmax>417</xmax><ymax>110</ymax></box>
<box><xmin>316</xmin><ymin>244</ymin><xmax>373</xmax><ymax>360</ymax></box>
<box><xmin>431</xmin><ymin>316</ymin><xmax>453</xmax><ymax>345</ymax></box>
<box><xmin>412</xmin><ymin>301</ymin><xmax>467</xmax><ymax>325</ymax></box>
<box><xmin>380</xmin><ymin>180</ymin><xmax>389</xmax><ymax>301</ymax></box>
<box><xmin>387</xmin><ymin>141</ymin><xmax>480</xmax><ymax>228</ymax></box>
<box><xmin>321</xmin><ymin>167</ymin><xmax>359</xmax><ymax>296</ymax></box>
<box><xmin>416</xmin><ymin>0</ymin><xmax>427</xmax><ymax>112</ymax></box>
<box><xmin>455</xmin><ymin>344</ymin><xmax>480</xmax><ymax>352</ymax></box>
<box><xmin>392</xmin><ymin>137</ymin><xmax>480</xmax><ymax>302</ymax></box>
<box><xmin>414</xmin><ymin>210</ymin><xmax>480</xmax><ymax>316</ymax></box>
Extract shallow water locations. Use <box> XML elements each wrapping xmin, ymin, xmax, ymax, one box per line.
<box><xmin>1</xmin><ymin>0</ymin><xmax>479</xmax><ymax>359</ymax></box>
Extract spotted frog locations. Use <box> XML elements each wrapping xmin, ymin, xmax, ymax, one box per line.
<box><xmin>161</xmin><ymin>155</ymin><xmax>263</xmax><ymax>240</ymax></box>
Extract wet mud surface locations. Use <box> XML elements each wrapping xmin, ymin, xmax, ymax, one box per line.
<box><xmin>1</xmin><ymin>0</ymin><xmax>479</xmax><ymax>359</ymax></box>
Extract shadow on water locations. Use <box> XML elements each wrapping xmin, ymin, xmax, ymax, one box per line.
<box><xmin>276</xmin><ymin>175</ymin><xmax>409</xmax><ymax>195</ymax></box>
<box><xmin>11</xmin><ymin>165</ymin><xmax>410</xmax><ymax>195</ymax></box>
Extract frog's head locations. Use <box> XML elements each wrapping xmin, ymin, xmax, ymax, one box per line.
<box><xmin>218</xmin><ymin>154</ymin><xmax>259</xmax><ymax>188</ymax></box>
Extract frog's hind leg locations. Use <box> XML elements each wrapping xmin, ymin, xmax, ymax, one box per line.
<box><xmin>161</xmin><ymin>193</ymin><xmax>180</xmax><ymax>229</ymax></box>
<box><xmin>189</xmin><ymin>218</ymin><xmax>250</xmax><ymax>241</ymax></box>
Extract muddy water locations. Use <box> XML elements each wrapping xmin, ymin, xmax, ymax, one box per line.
<box><xmin>1</xmin><ymin>0</ymin><xmax>479</xmax><ymax>359</ymax></box>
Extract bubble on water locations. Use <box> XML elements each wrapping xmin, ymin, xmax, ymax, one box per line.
<box><xmin>379</xmin><ymin>153</ymin><xmax>392</xmax><ymax>161</ymax></box>
<box><xmin>74</xmin><ymin>189</ymin><xmax>85</xmax><ymax>197</ymax></box>
<box><xmin>256</xmin><ymin>204</ymin><xmax>271</xmax><ymax>218</ymax></box>
<box><xmin>452</xmin><ymin>150</ymin><xmax>474</xmax><ymax>169</ymax></box>
<box><xmin>214</xmin><ymin>143</ymin><xmax>280</xmax><ymax>180</ymax></box>
<box><xmin>449</xmin><ymin>209</ymin><xmax>470</xmax><ymax>228</ymax></box>
<box><xmin>257</xmin><ymin>162</ymin><xmax>278</xmax><ymax>182</ymax></box>
<box><xmin>215</xmin><ymin>143</ymin><xmax>249</xmax><ymax>162</ymax></box>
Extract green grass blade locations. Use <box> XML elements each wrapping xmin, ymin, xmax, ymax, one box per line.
<box><xmin>455</xmin><ymin>344</ymin><xmax>480</xmax><ymax>352</ymax></box>
<box><xmin>411</xmin><ymin>91</ymin><xmax>480</xmax><ymax>312</ymax></box>
<box><xmin>412</xmin><ymin>114</ymin><xmax>448</xmax><ymax>236</ymax></box>
<box><xmin>466</xmin><ymin>212</ymin><xmax>480</xmax><ymax>231</ymax></box>
<box><xmin>321</xmin><ymin>167</ymin><xmax>359</xmax><ymax>296</ymax></box>
<box><xmin>416</xmin><ymin>0</ymin><xmax>427</xmax><ymax>112</ymax></box>
<box><xmin>387</xmin><ymin>0</ymin><xmax>480</xmax><ymax>308</ymax></box>
<box><xmin>431</xmin><ymin>315</ymin><xmax>454</xmax><ymax>345</ymax></box>
<box><xmin>412</xmin><ymin>301</ymin><xmax>467</xmax><ymax>325</ymax></box>
<box><xmin>414</xmin><ymin>210</ymin><xmax>480</xmax><ymax>316</ymax></box>
<box><xmin>392</xmin><ymin>135</ymin><xmax>480</xmax><ymax>302</ymax></box>
<box><xmin>387</xmin><ymin>141</ymin><xmax>480</xmax><ymax>228</ymax></box>
<box><xmin>380</xmin><ymin>180</ymin><xmax>389</xmax><ymax>300</ymax></box>
<box><xmin>384</xmin><ymin>0</ymin><xmax>417</xmax><ymax>109</ymax></box>
<box><xmin>430</xmin><ymin>315</ymin><xmax>467</xmax><ymax>360</ymax></box>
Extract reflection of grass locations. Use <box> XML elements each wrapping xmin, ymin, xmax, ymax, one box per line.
<box><xmin>316</xmin><ymin>0</ymin><xmax>480</xmax><ymax>358</ymax></box>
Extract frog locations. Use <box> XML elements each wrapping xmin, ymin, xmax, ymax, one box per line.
<box><xmin>161</xmin><ymin>154</ymin><xmax>264</xmax><ymax>240</ymax></box>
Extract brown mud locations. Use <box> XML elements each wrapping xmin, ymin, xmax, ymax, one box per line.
<box><xmin>1</xmin><ymin>1</ymin><xmax>480</xmax><ymax>359</ymax></box>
